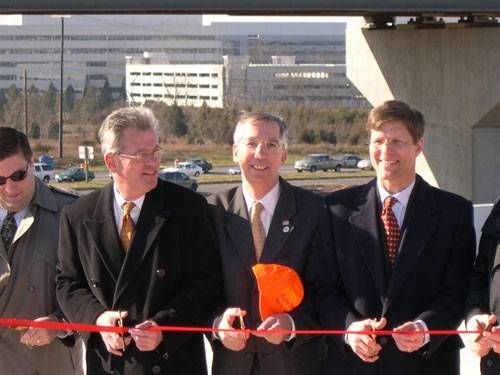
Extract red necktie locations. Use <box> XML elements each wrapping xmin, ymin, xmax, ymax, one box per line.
<box><xmin>381</xmin><ymin>196</ymin><xmax>400</xmax><ymax>268</ymax></box>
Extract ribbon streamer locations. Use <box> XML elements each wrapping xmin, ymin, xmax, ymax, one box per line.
<box><xmin>0</xmin><ymin>318</ymin><xmax>494</xmax><ymax>336</ymax></box>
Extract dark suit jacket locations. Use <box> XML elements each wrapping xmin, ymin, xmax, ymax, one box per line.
<box><xmin>467</xmin><ymin>199</ymin><xmax>500</xmax><ymax>375</ymax></box>
<box><xmin>208</xmin><ymin>179</ymin><xmax>327</xmax><ymax>375</ymax></box>
<box><xmin>56</xmin><ymin>180</ymin><xmax>223</xmax><ymax>375</ymax></box>
<box><xmin>317</xmin><ymin>175</ymin><xmax>475</xmax><ymax>375</ymax></box>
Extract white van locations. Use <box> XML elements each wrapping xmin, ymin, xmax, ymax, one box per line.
<box><xmin>33</xmin><ymin>162</ymin><xmax>55</xmax><ymax>183</ymax></box>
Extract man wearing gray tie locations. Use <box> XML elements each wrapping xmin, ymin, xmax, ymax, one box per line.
<box><xmin>208</xmin><ymin>112</ymin><xmax>327</xmax><ymax>375</ymax></box>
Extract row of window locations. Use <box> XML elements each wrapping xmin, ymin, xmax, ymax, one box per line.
<box><xmin>273</xmin><ymin>84</ymin><xmax>350</xmax><ymax>90</ymax></box>
<box><xmin>272</xmin><ymin>95</ymin><xmax>358</xmax><ymax>102</ymax></box>
<box><xmin>0</xmin><ymin>48</ymin><xmax>220</xmax><ymax>55</ymax></box>
<box><xmin>0</xmin><ymin>35</ymin><xmax>217</xmax><ymax>42</ymax></box>
<box><xmin>130</xmin><ymin>72</ymin><xmax>219</xmax><ymax>78</ymax></box>
<box><xmin>130</xmin><ymin>93</ymin><xmax>219</xmax><ymax>100</ymax></box>
<box><xmin>130</xmin><ymin>82</ymin><xmax>219</xmax><ymax>89</ymax></box>
<box><xmin>273</xmin><ymin>72</ymin><xmax>338</xmax><ymax>79</ymax></box>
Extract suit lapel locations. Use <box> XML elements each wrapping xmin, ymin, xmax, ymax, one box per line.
<box><xmin>224</xmin><ymin>186</ymin><xmax>256</xmax><ymax>267</ymax></box>
<box><xmin>349</xmin><ymin>182</ymin><xmax>387</xmax><ymax>299</ymax></box>
<box><xmin>260</xmin><ymin>180</ymin><xmax>296</xmax><ymax>263</ymax></box>
<box><xmin>384</xmin><ymin>178</ymin><xmax>438</xmax><ymax>313</ymax></box>
<box><xmin>114</xmin><ymin>183</ymin><xmax>171</xmax><ymax>305</ymax></box>
<box><xmin>83</xmin><ymin>185</ymin><xmax>124</xmax><ymax>283</ymax></box>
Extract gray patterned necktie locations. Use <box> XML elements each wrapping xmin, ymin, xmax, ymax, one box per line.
<box><xmin>1</xmin><ymin>212</ymin><xmax>17</xmax><ymax>250</ymax></box>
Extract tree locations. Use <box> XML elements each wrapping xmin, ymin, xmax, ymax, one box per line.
<box><xmin>119</xmin><ymin>77</ymin><xmax>127</xmax><ymax>102</ymax></box>
<box><xmin>64</xmin><ymin>84</ymin><xmax>76</xmax><ymax>112</ymax></box>
<box><xmin>44</xmin><ymin>82</ymin><xmax>58</xmax><ymax>109</ymax></box>
<box><xmin>97</xmin><ymin>78</ymin><xmax>113</xmax><ymax>109</ymax></box>
<box><xmin>170</xmin><ymin>104</ymin><xmax>188</xmax><ymax>137</ymax></box>
<box><xmin>30</xmin><ymin>121</ymin><xmax>41</xmax><ymax>139</ymax></box>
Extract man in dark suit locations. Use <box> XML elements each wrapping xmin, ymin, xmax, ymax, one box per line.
<box><xmin>466</xmin><ymin>199</ymin><xmax>500</xmax><ymax>374</ymax></box>
<box><xmin>56</xmin><ymin>107</ymin><xmax>223</xmax><ymax>374</ymax></box>
<box><xmin>317</xmin><ymin>100</ymin><xmax>475</xmax><ymax>375</ymax></box>
<box><xmin>209</xmin><ymin>112</ymin><xmax>326</xmax><ymax>375</ymax></box>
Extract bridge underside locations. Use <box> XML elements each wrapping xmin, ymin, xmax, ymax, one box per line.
<box><xmin>2</xmin><ymin>1</ymin><xmax>500</xmax><ymax>16</ymax></box>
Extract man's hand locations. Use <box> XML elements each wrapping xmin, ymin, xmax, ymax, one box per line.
<box><xmin>346</xmin><ymin>318</ymin><xmax>386</xmax><ymax>363</ymax></box>
<box><xmin>482</xmin><ymin>315</ymin><xmax>500</xmax><ymax>354</ymax></box>
<box><xmin>468</xmin><ymin>314</ymin><xmax>494</xmax><ymax>357</ymax></box>
<box><xmin>392</xmin><ymin>321</ymin><xmax>426</xmax><ymax>353</ymax></box>
<box><xmin>216</xmin><ymin>307</ymin><xmax>249</xmax><ymax>351</ymax></box>
<box><xmin>96</xmin><ymin>310</ymin><xmax>131</xmax><ymax>356</ymax></box>
<box><xmin>129</xmin><ymin>320</ymin><xmax>162</xmax><ymax>351</ymax></box>
<box><xmin>253</xmin><ymin>314</ymin><xmax>293</xmax><ymax>345</ymax></box>
<box><xmin>19</xmin><ymin>316</ymin><xmax>58</xmax><ymax>348</ymax></box>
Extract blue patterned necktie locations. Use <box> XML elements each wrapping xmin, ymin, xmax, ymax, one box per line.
<box><xmin>1</xmin><ymin>212</ymin><xmax>17</xmax><ymax>250</ymax></box>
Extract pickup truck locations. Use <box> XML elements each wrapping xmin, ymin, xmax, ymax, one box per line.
<box><xmin>294</xmin><ymin>153</ymin><xmax>342</xmax><ymax>173</ymax></box>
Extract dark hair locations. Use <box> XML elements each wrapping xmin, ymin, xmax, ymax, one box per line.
<box><xmin>0</xmin><ymin>127</ymin><xmax>33</xmax><ymax>162</ymax></box>
<box><xmin>367</xmin><ymin>100</ymin><xmax>425</xmax><ymax>143</ymax></box>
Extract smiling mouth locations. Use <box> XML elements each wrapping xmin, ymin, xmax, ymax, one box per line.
<box><xmin>251</xmin><ymin>165</ymin><xmax>268</xmax><ymax>170</ymax></box>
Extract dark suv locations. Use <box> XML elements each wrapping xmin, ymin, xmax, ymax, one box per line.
<box><xmin>159</xmin><ymin>171</ymin><xmax>198</xmax><ymax>191</ymax></box>
<box><xmin>185</xmin><ymin>158</ymin><xmax>213</xmax><ymax>174</ymax></box>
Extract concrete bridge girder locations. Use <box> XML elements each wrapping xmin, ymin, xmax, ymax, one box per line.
<box><xmin>347</xmin><ymin>24</ymin><xmax>500</xmax><ymax>202</ymax></box>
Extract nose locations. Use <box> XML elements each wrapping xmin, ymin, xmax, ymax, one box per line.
<box><xmin>254</xmin><ymin>143</ymin><xmax>268</xmax><ymax>157</ymax></box>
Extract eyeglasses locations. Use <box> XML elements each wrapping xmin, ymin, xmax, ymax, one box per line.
<box><xmin>117</xmin><ymin>147</ymin><xmax>162</xmax><ymax>162</ymax></box>
<box><xmin>370</xmin><ymin>139</ymin><xmax>411</xmax><ymax>149</ymax></box>
<box><xmin>240</xmin><ymin>138</ymin><xmax>283</xmax><ymax>153</ymax></box>
<box><xmin>0</xmin><ymin>164</ymin><xmax>29</xmax><ymax>186</ymax></box>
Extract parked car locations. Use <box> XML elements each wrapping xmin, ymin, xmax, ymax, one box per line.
<box><xmin>185</xmin><ymin>158</ymin><xmax>213</xmax><ymax>174</ymax></box>
<box><xmin>357</xmin><ymin>159</ymin><xmax>374</xmax><ymax>170</ymax></box>
<box><xmin>294</xmin><ymin>153</ymin><xmax>342</xmax><ymax>172</ymax></box>
<box><xmin>164</xmin><ymin>162</ymin><xmax>203</xmax><ymax>177</ymax></box>
<box><xmin>340</xmin><ymin>154</ymin><xmax>362</xmax><ymax>168</ymax></box>
<box><xmin>55</xmin><ymin>167</ymin><xmax>95</xmax><ymax>182</ymax></box>
<box><xmin>228</xmin><ymin>166</ymin><xmax>241</xmax><ymax>175</ymax></box>
<box><xmin>38</xmin><ymin>155</ymin><xmax>57</xmax><ymax>169</ymax></box>
<box><xmin>159</xmin><ymin>171</ymin><xmax>198</xmax><ymax>191</ymax></box>
<box><xmin>33</xmin><ymin>162</ymin><xmax>55</xmax><ymax>183</ymax></box>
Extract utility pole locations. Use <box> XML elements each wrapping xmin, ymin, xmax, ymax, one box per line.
<box><xmin>58</xmin><ymin>16</ymin><xmax>64</xmax><ymax>158</ymax></box>
<box><xmin>23</xmin><ymin>69</ymin><xmax>28</xmax><ymax>136</ymax></box>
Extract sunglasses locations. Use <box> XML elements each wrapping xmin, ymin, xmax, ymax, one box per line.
<box><xmin>0</xmin><ymin>164</ymin><xmax>29</xmax><ymax>186</ymax></box>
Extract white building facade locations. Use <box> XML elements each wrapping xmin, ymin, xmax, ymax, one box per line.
<box><xmin>126</xmin><ymin>53</ymin><xmax>368</xmax><ymax>108</ymax></box>
<box><xmin>126</xmin><ymin>54</ymin><xmax>224</xmax><ymax>108</ymax></box>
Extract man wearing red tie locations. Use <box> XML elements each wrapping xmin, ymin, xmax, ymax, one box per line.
<box><xmin>317</xmin><ymin>100</ymin><xmax>475</xmax><ymax>375</ymax></box>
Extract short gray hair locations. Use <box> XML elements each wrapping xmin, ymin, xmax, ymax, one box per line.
<box><xmin>99</xmin><ymin>106</ymin><xmax>160</xmax><ymax>156</ymax></box>
<box><xmin>233</xmin><ymin>112</ymin><xmax>288</xmax><ymax>149</ymax></box>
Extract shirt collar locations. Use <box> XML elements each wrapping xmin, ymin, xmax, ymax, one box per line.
<box><xmin>242</xmin><ymin>182</ymin><xmax>280</xmax><ymax>215</ymax></box>
<box><xmin>113</xmin><ymin>184</ymin><xmax>145</xmax><ymax>211</ymax></box>
<box><xmin>377</xmin><ymin>179</ymin><xmax>415</xmax><ymax>208</ymax></box>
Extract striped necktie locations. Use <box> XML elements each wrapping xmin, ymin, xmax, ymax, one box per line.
<box><xmin>251</xmin><ymin>202</ymin><xmax>266</xmax><ymax>262</ymax></box>
<box><xmin>120</xmin><ymin>202</ymin><xmax>136</xmax><ymax>252</ymax></box>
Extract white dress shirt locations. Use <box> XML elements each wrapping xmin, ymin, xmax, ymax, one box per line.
<box><xmin>112</xmin><ymin>184</ymin><xmax>145</xmax><ymax>232</ymax></box>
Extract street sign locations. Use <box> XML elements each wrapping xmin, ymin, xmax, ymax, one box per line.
<box><xmin>78</xmin><ymin>145</ymin><xmax>94</xmax><ymax>160</ymax></box>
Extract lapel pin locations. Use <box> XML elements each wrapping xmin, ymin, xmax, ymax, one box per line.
<box><xmin>283</xmin><ymin>226</ymin><xmax>290</xmax><ymax>233</ymax></box>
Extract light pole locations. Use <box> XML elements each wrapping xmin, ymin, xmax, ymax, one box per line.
<box><xmin>59</xmin><ymin>16</ymin><xmax>64</xmax><ymax>158</ymax></box>
<box><xmin>52</xmin><ymin>15</ymin><xmax>70</xmax><ymax>158</ymax></box>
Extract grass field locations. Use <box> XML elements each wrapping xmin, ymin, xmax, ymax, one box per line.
<box><xmin>50</xmin><ymin>169</ymin><xmax>375</xmax><ymax>191</ymax></box>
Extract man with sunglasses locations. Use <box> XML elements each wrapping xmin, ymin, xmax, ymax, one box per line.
<box><xmin>56</xmin><ymin>106</ymin><xmax>223</xmax><ymax>374</ymax></box>
<box><xmin>0</xmin><ymin>127</ymin><xmax>78</xmax><ymax>374</ymax></box>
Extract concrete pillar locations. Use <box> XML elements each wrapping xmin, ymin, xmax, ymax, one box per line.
<box><xmin>347</xmin><ymin>23</ymin><xmax>500</xmax><ymax>203</ymax></box>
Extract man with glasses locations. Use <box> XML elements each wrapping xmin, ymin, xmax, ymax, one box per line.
<box><xmin>208</xmin><ymin>112</ymin><xmax>327</xmax><ymax>374</ymax></box>
<box><xmin>0</xmin><ymin>127</ymin><xmax>78</xmax><ymax>374</ymax></box>
<box><xmin>316</xmin><ymin>100</ymin><xmax>475</xmax><ymax>375</ymax></box>
<box><xmin>56</xmin><ymin>107</ymin><xmax>223</xmax><ymax>374</ymax></box>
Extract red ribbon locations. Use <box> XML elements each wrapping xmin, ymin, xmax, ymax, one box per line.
<box><xmin>0</xmin><ymin>318</ymin><xmax>492</xmax><ymax>336</ymax></box>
